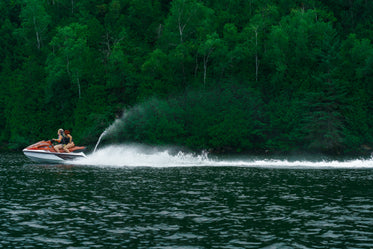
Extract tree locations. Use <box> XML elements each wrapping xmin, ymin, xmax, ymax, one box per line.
<box><xmin>126</xmin><ymin>0</ymin><xmax>163</xmax><ymax>44</ymax></box>
<box><xmin>338</xmin><ymin>34</ymin><xmax>373</xmax><ymax>148</ymax></box>
<box><xmin>299</xmin><ymin>80</ymin><xmax>347</xmax><ymax>153</ymax></box>
<box><xmin>265</xmin><ymin>9</ymin><xmax>337</xmax><ymax>97</ymax></box>
<box><xmin>2</xmin><ymin>0</ymin><xmax>373</xmax><ymax>154</ymax></box>
<box><xmin>140</xmin><ymin>48</ymin><xmax>175</xmax><ymax>99</ymax></box>
<box><xmin>4</xmin><ymin>57</ymin><xmax>46</xmax><ymax>148</ymax></box>
<box><xmin>18</xmin><ymin>0</ymin><xmax>51</xmax><ymax>50</ymax></box>
<box><xmin>158</xmin><ymin>0</ymin><xmax>215</xmax><ymax>89</ymax></box>
<box><xmin>47</xmin><ymin>23</ymin><xmax>89</xmax><ymax>100</ymax></box>
<box><xmin>244</xmin><ymin>5</ymin><xmax>279</xmax><ymax>84</ymax></box>
<box><xmin>107</xmin><ymin>41</ymin><xmax>137</xmax><ymax>106</ymax></box>
<box><xmin>197</xmin><ymin>33</ymin><xmax>222</xmax><ymax>87</ymax></box>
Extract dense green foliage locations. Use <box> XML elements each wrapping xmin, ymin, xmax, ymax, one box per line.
<box><xmin>1</xmin><ymin>0</ymin><xmax>373</xmax><ymax>155</ymax></box>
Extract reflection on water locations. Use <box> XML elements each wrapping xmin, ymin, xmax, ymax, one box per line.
<box><xmin>1</xmin><ymin>153</ymin><xmax>373</xmax><ymax>248</ymax></box>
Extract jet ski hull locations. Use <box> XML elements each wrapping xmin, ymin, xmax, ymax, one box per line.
<box><xmin>23</xmin><ymin>140</ymin><xmax>87</xmax><ymax>163</ymax></box>
<box><xmin>23</xmin><ymin>149</ymin><xmax>87</xmax><ymax>163</ymax></box>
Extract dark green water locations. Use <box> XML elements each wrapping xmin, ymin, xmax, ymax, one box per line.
<box><xmin>1</xmin><ymin>153</ymin><xmax>373</xmax><ymax>248</ymax></box>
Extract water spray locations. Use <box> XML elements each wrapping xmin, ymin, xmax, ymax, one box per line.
<box><xmin>93</xmin><ymin>130</ymin><xmax>107</xmax><ymax>153</ymax></box>
<box><xmin>93</xmin><ymin>113</ymin><xmax>128</xmax><ymax>153</ymax></box>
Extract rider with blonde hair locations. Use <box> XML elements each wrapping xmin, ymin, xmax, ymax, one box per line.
<box><xmin>52</xmin><ymin>129</ymin><xmax>66</xmax><ymax>153</ymax></box>
<box><xmin>52</xmin><ymin>129</ymin><xmax>74</xmax><ymax>153</ymax></box>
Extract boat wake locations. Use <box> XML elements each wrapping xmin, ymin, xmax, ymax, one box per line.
<box><xmin>71</xmin><ymin>144</ymin><xmax>373</xmax><ymax>169</ymax></box>
<box><xmin>72</xmin><ymin>145</ymin><xmax>211</xmax><ymax>167</ymax></box>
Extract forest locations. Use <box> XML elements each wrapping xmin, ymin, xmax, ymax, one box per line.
<box><xmin>1</xmin><ymin>0</ymin><xmax>373</xmax><ymax>155</ymax></box>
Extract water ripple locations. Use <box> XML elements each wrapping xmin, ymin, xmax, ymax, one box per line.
<box><xmin>1</xmin><ymin>155</ymin><xmax>373</xmax><ymax>248</ymax></box>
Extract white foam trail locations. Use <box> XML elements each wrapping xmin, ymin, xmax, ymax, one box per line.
<box><xmin>72</xmin><ymin>145</ymin><xmax>373</xmax><ymax>168</ymax></box>
<box><xmin>74</xmin><ymin>145</ymin><xmax>211</xmax><ymax>167</ymax></box>
<box><xmin>214</xmin><ymin>159</ymin><xmax>373</xmax><ymax>168</ymax></box>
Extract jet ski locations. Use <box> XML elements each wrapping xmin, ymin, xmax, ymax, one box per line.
<box><xmin>23</xmin><ymin>140</ymin><xmax>87</xmax><ymax>163</ymax></box>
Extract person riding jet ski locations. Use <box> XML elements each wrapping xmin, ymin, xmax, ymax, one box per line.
<box><xmin>52</xmin><ymin>129</ymin><xmax>74</xmax><ymax>153</ymax></box>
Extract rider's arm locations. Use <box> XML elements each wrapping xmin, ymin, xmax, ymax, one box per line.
<box><xmin>54</xmin><ymin>134</ymin><xmax>62</xmax><ymax>143</ymax></box>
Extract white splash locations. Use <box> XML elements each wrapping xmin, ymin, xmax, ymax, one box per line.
<box><xmin>75</xmin><ymin>145</ymin><xmax>211</xmax><ymax>167</ymax></box>
<box><xmin>73</xmin><ymin>144</ymin><xmax>373</xmax><ymax>169</ymax></box>
<box><xmin>93</xmin><ymin>130</ymin><xmax>107</xmax><ymax>153</ymax></box>
<box><xmin>93</xmin><ymin>116</ymin><xmax>127</xmax><ymax>153</ymax></box>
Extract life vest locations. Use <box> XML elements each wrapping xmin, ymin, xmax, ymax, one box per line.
<box><xmin>61</xmin><ymin>135</ymin><xmax>70</xmax><ymax>145</ymax></box>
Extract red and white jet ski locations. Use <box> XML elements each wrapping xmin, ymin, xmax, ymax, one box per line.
<box><xmin>23</xmin><ymin>140</ymin><xmax>87</xmax><ymax>163</ymax></box>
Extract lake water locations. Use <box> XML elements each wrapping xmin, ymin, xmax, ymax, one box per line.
<box><xmin>1</xmin><ymin>147</ymin><xmax>373</xmax><ymax>248</ymax></box>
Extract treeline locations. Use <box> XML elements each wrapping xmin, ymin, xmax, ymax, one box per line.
<box><xmin>1</xmin><ymin>0</ymin><xmax>373</xmax><ymax>155</ymax></box>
